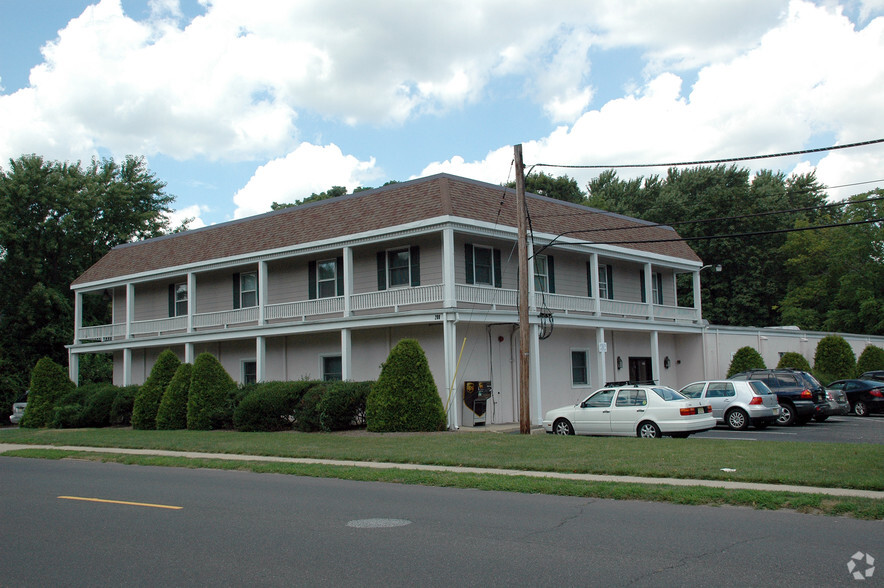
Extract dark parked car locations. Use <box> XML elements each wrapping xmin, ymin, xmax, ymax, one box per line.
<box><xmin>729</xmin><ymin>369</ymin><xmax>828</xmax><ymax>425</ymax></box>
<box><xmin>859</xmin><ymin>370</ymin><xmax>884</xmax><ymax>382</ymax></box>
<box><xmin>825</xmin><ymin>379</ymin><xmax>884</xmax><ymax>416</ymax></box>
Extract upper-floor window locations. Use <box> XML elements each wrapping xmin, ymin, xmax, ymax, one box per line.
<box><xmin>168</xmin><ymin>282</ymin><xmax>188</xmax><ymax>317</ymax></box>
<box><xmin>640</xmin><ymin>271</ymin><xmax>663</xmax><ymax>304</ymax></box>
<box><xmin>534</xmin><ymin>254</ymin><xmax>555</xmax><ymax>293</ymax></box>
<box><xmin>233</xmin><ymin>271</ymin><xmax>258</xmax><ymax>309</ymax></box>
<box><xmin>598</xmin><ymin>264</ymin><xmax>613</xmax><ymax>299</ymax></box>
<box><xmin>309</xmin><ymin>258</ymin><xmax>343</xmax><ymax>299</ymax></box>
<box><xmin>465</xmin><ymin>243</ymin><xmax>502</xmax><ymax>287</ymax></box>
<box><xmin>377</xmin><ymin>246</ymin><xmax>420</xmax><ymax>290</ymax></box>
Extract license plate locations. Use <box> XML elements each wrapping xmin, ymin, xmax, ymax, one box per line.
<box><xmin>772</xmin><ymin>407</ymin><xmax>780</xmax><ymax>415</ymax></box>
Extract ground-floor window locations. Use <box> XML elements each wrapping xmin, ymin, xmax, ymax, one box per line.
<box><xmin>242</xmin><ymin>360</ymin><xmax>257</xmax><ymax>385</ymax></box>
<box><xmin>571</xmin><ymin>349</ymin><xmax>589</xmax><ymax>386</ymax></box>
<box><xmin>322</xmin><ymin>355</ymin><xmax>343</xmax><ymax>381</ymax></box>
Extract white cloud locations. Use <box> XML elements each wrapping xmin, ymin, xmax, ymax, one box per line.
<box><xmin>165</xmin><ymin>204</ymin><xmax>207</xmax><ymax>231</ymax></box>
<box><xmin>231</xmin><ymin>143</ymin><xmax>380</xmax><ymax>218</ymax></box>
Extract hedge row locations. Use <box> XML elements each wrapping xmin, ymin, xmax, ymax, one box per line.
<box><xmin>233</xmin><ymin>380</ymin><xmax>371</xmax><ymax>432</ymax></box>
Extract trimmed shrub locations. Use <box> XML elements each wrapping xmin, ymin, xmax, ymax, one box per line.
<box><xmin>110</xmin><ymin>385</ymin><xmax>139</xmax><ymax>426</ymax></box>
<box><xmin>20</xmin><ymin>357</ymin><xmax>75</xmax><ymax>428</ymax></box>
<box><xmin>187</xmin><ymin>353</ymin><xmax>237</xmax><ymax>430</ymax></box>
<box><xmin>156</xmin><ymin>363</ymin><xmax>193</xmax><ymax>430</ymax></box>
<box><xmin>725</xmin><ymin>347</ymin><xmax>765</xmax><ymax>378</ymax></box>
<box><xmin>319</xmin><ymin>381</ymin><xmax>372</xmax><ymax>431</ymax></box>
<box><xmin>51</xmin><ymin>404</ymin><xmax>85</xmax><ymax>428</ymax></box>
<box><xmin>814</xmin><ymin>335</ymin><xmax>856</xmax><ymax>384</ymax></box>
<box><xmin>856</xmin><ymin>345</ymin><xmax>884</xmax><ymax>377</ymax></box>
<box><xmin>79</xmin><ymin>384</ymin><xmax>122</xmax><ymax>428</ymax></box>
<box><xmin>132</xmin><ymin>350</ymin><xmax>181</xmax><ymax>430</ymax></box>
<box><xmin>294</xmin><ymin>382</ymin><xmax>327</xmax><ymax>432</ymax></box>
<box><xmin>366</xmin><ymin>339</ymin><xmax>446</xmax><ymax>432</ymax></box>
<box><xmin>777</xmin><ymin>352</ymin><xmax>811</xmax><ymax>371</ymax></box>
<box><xmin>233</xmin><ymin>381</ymin><xmax>313</xmax><ymax>432</ymax></box>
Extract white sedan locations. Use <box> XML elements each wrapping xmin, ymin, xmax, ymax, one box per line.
<box><xmin>543</xmin><ymin>385</ymin><xmax>715</xmax><ymax>438</ymax></box>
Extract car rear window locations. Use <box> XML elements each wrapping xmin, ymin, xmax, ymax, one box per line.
<box><xmin>652</xmin><ymin>387</ymin><xmax>685</xmax><ymax>401</ymax></box>
<box><xmin>748</xmin><ymin>381</ymin><xmax>773</xmax><ymax>395</ymax></box>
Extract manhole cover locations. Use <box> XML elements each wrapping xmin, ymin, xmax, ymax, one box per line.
<box><xmin>347</xmin><ymin>518</ymin><xmax>412</xmax><ymax>528</ymax></box>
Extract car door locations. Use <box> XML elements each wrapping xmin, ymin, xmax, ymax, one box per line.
<box><xmin>705</xmin><ymin>382</ymin><xmax>735</xmax><ymax>420</ymax></box>
<box><xmin>572</xmin><ymin>389</ymin><xmax>615</xmax><ymax>434</ymax></box>
<box><xmin>610</xmin><ymin>388</ymin><xmax>649</xmax><ymax>434</ymax></box>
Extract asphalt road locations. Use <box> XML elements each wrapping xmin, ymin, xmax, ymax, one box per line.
<box><xmin>2</xmin><ymin>457</ymin><xmax>881</xmax><ymax>587</ymax></box>
<box><xmin>694</xmin><ymin>414</ymin><xmax>884</xmax><ymax>444</ymax></box>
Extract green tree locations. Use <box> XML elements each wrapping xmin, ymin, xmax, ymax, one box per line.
<box><xmin>156</xmin><ymin>362</ymin><xmax>193</xmax><ymax>430</ymax></box>
<box><xmin>366</xmin><ymin>339</ymin><xmax>446</xmax><ymax>432</ymax></box>
<box><xmin>726</xmin><ymin>346</ymin><xmax>766</xmax><ymax>378</ymax></box>
<box><xmin>776</xmin><ymin>351</ymin><xmax>811</xmax><ymax>371</ymax></box>
<box><xmin>813</xmin><ymin>335</ymin><xmax>856</xmax><ymax>384</ymax></box>
<box><xmin>187</xmin><ymin>353</ymin><xmax>237</xmax><ymax>430</ymax></box>
<box><xmin>856</xmin><ymin>345</ymin><xmax>884</xmax><ymax>376</ymax></box>
<box><xmin>507</xmin><ymin>171</ymin><xmax>586</xmax><ymax>205</ymax></box>
<box><xmin>131</xmin><ymin>349</ymin><xmax>181</xmax><ymax>430</ymax></box>
<box><xmin>0</xmin><ymin>155</ymin><xmax>175</xmax><ymax>390</ymax></box>
<box><xmin>19</xmin><ymin>357</ymin><xmax>75</xmax><ymax>428</ymax></box>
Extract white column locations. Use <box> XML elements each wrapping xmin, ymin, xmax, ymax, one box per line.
<box><xmin>258</xmin><ymin>261</ymin><xmax>268</xmax><ymax>326</ymax></box>
<box><xmin>185</xmin><ymin>343</ymin><xmax>194</xmax><ymax>364</ymax></box>
<box><xmin>590</xmin><ymin>253</ymin><xmax>600</xmax><ymax>315</ymax></box>
<box><xmin>256</xmin><ymin>336</ymin><xmax>266</xmax><ymax>382</ymax></box>
<box><xmin>343</xmin><ymin>247</ymin><xmax>354</xmax><ymax>317</ymax></box>
<box><xmin>123</xmin><ymin>348</ymin><xmax>132</xmax><ymax>386</ymax></box>
<box><xmin>73</xmin><ymin>291</ymin><xmax>82</xmax><ymax>344</ymax></box>
<box><xmin>530</xmin><ymin>323</ymin><xmax>542</xmax><ymax>425</ymax></box>
<box><xmin>644</xmin><ymin>262</ymin><xmax>654</xmax><ymax>320</ymax></box>
<box><xmin>341</xmin><ymin>328</ymin><xmax>352</xmax><ymax>380</ymax></box>
<box><xmin>443</xmin><ymin>314</ymin><xmax>459</xmax><ymax>429</ymax></box>
<box><xmin>692</xmin><ymin>270</ymin><xmax>702</xmax><ymax>315</ymax></box>
<box><xmin>187</xmin><ymin>272</ymin><xmax>196</xmax><ymax>333</ymax></box>
<box><xmin>650</xmin><ymin>331</ymin><xmax>660</xmax><ymax>384</ymax></box>
<box><xmin>596</xmin><ymin>327</ymin><xmax>607</xmax><ymax>388</ymax></box>
<box><xmin>528</xmin><ymin>244</ymin><xmax>537</xmax><ymax>312</ymax></box>
<box><xmin>68</xmin><ymin>351</ymin><xmax>79</xmax><ymax>385</ymax></box>
<box><xmin>126</xmin><ymin>283</ymin><xmax>134</xmax><ymax>339</ymax></box>
<box><xmin>442</xmin><ymin>228</ymin><xmax>456</xmax><ymax>308</ymax></box>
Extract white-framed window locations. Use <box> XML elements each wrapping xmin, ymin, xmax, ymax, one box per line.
<box><xmin>239</xmin><ymin>271</ymin><xmax>257</xmax><ymax>308</ymax></box>
<box><xmin>598</xmin><ymin>264</ymin><xmax>613</xmax><ymax>299</ymax></box>
<box><xmin>387</xmin><ymin>248</ymin><xmax>411</xmax><ymax>288</ymax></box>
<box><xmin>651</xmin><ymin>272</ymin><xmax>663</xmax><ymax>305</ymax></box>
<box><xmin>174</xmin><ymin>282</ymin><xmax>188</xmax><ymax>317</ymax></box>
<box><xmin>534</xmin><ymin>255</ymin><xmax>549</xmax><ymax>293</ymax></box>
<box><xmin>242</xmin><ymin>360</ymin><xmax>257</xmax><ymax>385</ymax></box>
<box><xmin>473</xmin><ymin>245</ymin><xmax>494</xmax><ymax>285</ymax></box>
<box><xmin>571</xmin><ymin>349</ymin><xmax>589</xmax><ymax>386</ymax></box>
<box><xmin>317</xmin><ymin>259</ymin><xmax>337</xmax><ymax>299</ymax></box>
<box><xmin>321</xmin><ymin>355</ymin><xmax>343</xmax><ymax>381</ymax></box>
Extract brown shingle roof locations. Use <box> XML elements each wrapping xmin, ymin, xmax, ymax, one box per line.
<box><xmin>72</xmin><ymin>173</ymin><xmax>700</xmax><ymax>287</ymax></box>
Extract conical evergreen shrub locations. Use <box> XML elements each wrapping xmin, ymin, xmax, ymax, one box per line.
<box><xmin>856</xmin><ymin>345</ymin><xmax>884</xmax><ymax>376</ymax></box>
<box><xmin>19</xmin><ymin>357</ymin><xmax>75</xmax><ymax>428</ymax></box>
<box><xmin>726</xmin><ymin>346</ymin><xmax>765</xmax><ymax>378</ymax></box>
<box><xmin>366</xmin><ymin>338</ymin><xmax>446</xmax><ymax>432</ymax></box>
<box><xmin>131</xmin><ymin>349</ymin><xmax>181</xmax><ymax>430</ymax></box>
<box><xmin>776</xmin><ymin>351</ymin><xmax>810</xmax><ymax>371</ymax></box>
<box><xmin>156</xmin><ymin>362</ymin><xmax>193</xmax><ymax>430</ymax></box>
<box><xmin>187</xmin><ymin>352</ymin><xmax>237</xmax><ymax>430</ymax></box>
<box><xmin>814</xmin><ymin>335</ymin><xmax>856</xmax><ymax>384</ymax></box>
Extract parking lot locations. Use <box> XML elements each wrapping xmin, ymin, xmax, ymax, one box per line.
<box><xmin>695</xmin><ymin>414</ymin><xmax>884</xmax><ymax>444</ymax></box>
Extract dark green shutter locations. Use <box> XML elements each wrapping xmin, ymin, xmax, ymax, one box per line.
<box><xmin>493</xmin><ymin>248</ymin><xmax>502</xmax><ymax>288</ymax></box>
<box><xmin>232</xmin><ymin>273</ymin><xmax>240</xmax><ymax>309</ymax></box>
<box><xmin>409</xmin><ymin>246</ymin><xmax>420</xmax><ymax>287</ymax></box>
<box><xmin>168</xmin><ymin>284</ymin><xmax>175</xmax><ymax>317</ymax></box>
<box><xmin>548</xmin><ymin>255</ymin><xmax>555</xmax><ymax>293</ymax></box>
<box><xmin>606</xmin><ymin>265</ymin><xmax>614</xmax><ymax>299</ymax></box>
<box><xmin>586</xmin><ymin>262</ymin><xmax>593</xmax><ymax>296</ymax></box>
<box><xmin>640</xmin><ymin>270</ymin><xmax>646</xmax><ymax>303</ymax></box>
<box><xmin>308</xmin><ymin>261</ymin><xmax>317</xmax><ymax>299</ymax></box>
<box><xmin>464</xmin><ymin>244</ymin><xmax>474</xmax><ymax>284</ymax></box>
<box><xmin>377</xmin><ymin>251</ymin><xmax>387</xmax><ymax>291</ymax></box>
<box><xmin>336</xmin><ymin>257</ymin><xmax>344</xmax><ymax>296</ymax></box>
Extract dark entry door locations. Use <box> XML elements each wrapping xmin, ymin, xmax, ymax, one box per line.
<box><xmin>629</xmin><ymin>357</ymin><xmax>653</xmax><ymax>383</ymax></box>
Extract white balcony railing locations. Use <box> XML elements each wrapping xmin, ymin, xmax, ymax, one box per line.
<box><xmin>76</xmin><ymin>284</ymin><xmax>701</xmax><ymax>343</ymax></box>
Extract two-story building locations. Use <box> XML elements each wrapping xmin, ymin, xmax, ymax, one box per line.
<box><xmin>69</xmin><ymin>173</ymin><xmax>708</xmax><ymax>428</ymax></box>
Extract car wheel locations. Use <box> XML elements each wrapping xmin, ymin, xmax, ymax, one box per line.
<box><xmin>854</xmin><ymin>401</ymin><xmax>869</xmax><ymax>417</ymax></box>
<box><xmin>553</xmin><ymin>419</ymin><xmax>574</xmax><ymax>435</ymax></box>
<box><xmin>813</xmin><ymin>414</ymin><xmax>829</xmax><ymax>422</ymax></box>
<box><xmin>725</xmin><ymin>408</ymin><xmax>749</xmax><ymax>431</ymax></box>
<box><xmin>776</xmin><ymin>403</ymin><xmax>795</xmax><ymax>426</ymax></box>
<box><xmin>637</xmin><ymin>421</ymin><xmax>661</xmax><ymax>438</ymax></box>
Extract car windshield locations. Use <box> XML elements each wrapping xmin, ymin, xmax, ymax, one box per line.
<box><xmin>748</xmin><ymin>381</ymin><xmax>773</xmax><ymax>395</ymax></box>
<box><xmin>652</xmin><ymin>387</ymin><xmax>685</xmax><ymax>401</ymax></box>
<box><xmin>798</xmin><ymin>372</ymin><xmax>823</xmax><ymax>388</ymax></box>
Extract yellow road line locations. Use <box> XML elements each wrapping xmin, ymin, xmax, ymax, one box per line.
<box><xmin>58</xmin><ymin>496</ymin><xmax>182</xmax><ymax>510</ymax></box>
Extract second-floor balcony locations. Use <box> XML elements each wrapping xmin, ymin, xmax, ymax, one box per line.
<box><xmin>76</xmin><ymin>284</ymin><xmax>701</xmax><ymax>343</ymax></box>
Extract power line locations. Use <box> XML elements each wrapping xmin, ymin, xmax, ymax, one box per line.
<box><xmin>530</xmin><ymin>138</ymin><xmax>884</xmax><ymax>170</ymax></box>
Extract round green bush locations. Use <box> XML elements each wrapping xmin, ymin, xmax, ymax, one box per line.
<box><xmin>110</xmin><ymin>385</ymin><xmax>139</xmax><ymax>426</ymax></box>
<box><xmin>51</xmin><ymin>404</ymin><xmax>85</xmax><ymax>429</ymax></box>
<box><xmin>319</xmin><ymin>381</ymin><xmax>372</xmax><ymax>431</ymax></box>
<box><xmin>813</xmin><ymin>335</ymin><xmax>856</xmax><ymax>383</ymax></box>
<box><xmin>233</xmin><ymin>381</ymin><xmax>313</xmax><ymax>432</ymax></box>
<box><xmin>726</xmin><ymin>346</ymin><xmax>766</xmax><ymax>378</ymax></box>
<box><xmin>187</xmin><ymin>352</ymin><xmax>237</xmax><ymax>430</ymax></box>
<box><xmin>156</xmin><ymin>363</ymin><xmax>193</xmax><ymax>430</ymax></box>
<box><xmin>776</xmin><ymin>352</ymin><xmax>811</xmax><ymax>371</ymax></box>
<box><xmin>132</xmin><ymin>349</ymin><xmax>181</xmax><ymax>430</ymax></box>
<box><xmin>20</xmin><ymin>357</ymin><xmax>75</xmax><ymax>428</ymax></box>
<box><xmin>78</xmin><ymin>383</ymin><xmax>119</xmax><ymax>427</ymax></box>
<box><xmin>294</xmin><ymin>382</ymin><xmax>327</xmax><ymax>432</ymax></box>
<box><xmin>856</xmin><ymin>345</ymin><xmax>884</xmax><ymax>376</ymax></box>
<box><xmin>366</xmin><ymin>339</ymin><xmax>446</xmax><ymax>432</ymax></box>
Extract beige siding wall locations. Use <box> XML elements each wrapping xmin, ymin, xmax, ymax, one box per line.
<box><xmin>133</xmin><ymin>282</ymin><xmax>171</xmax><ymax>321</ymax></box>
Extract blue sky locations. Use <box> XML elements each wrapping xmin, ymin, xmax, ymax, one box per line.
<box><xmin>2</xmin><ymin>0</ymin><xmax>883</xmax><ymax>228</ymax></box>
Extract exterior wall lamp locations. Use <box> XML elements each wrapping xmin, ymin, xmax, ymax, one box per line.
<box><xmin>616</xmin><ymin>356</ymin><xmax>622</xmax><ymax>370</ymax></box>
<box><xmin>664</xmin><ymin>356</ymin><xmax>671</xmax><ymax>369</ymax></box>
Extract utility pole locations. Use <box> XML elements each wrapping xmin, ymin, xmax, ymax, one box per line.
<box><xmin>514</xmin><ymin>144</ymin><xmax>531</xmax><ymax>434</ymax></box>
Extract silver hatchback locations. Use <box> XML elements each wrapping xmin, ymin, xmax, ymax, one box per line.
<box><xmin>679</xmin><ymin>380</ymin><xmax>780</xmax><ymax>430</ymax></box>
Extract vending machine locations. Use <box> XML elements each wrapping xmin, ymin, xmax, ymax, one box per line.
<box><xmin>463</xmin><ymin>381</ymin><xmax>492</xmax><ymax>426</ymax></box>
